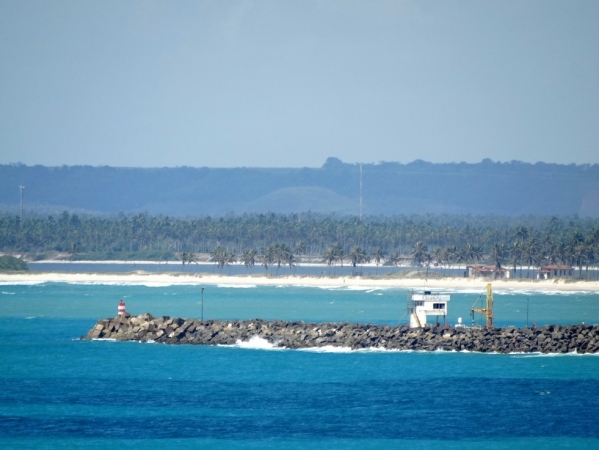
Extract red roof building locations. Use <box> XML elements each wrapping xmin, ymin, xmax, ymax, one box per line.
<box><xmin>537</xmin><ymin>265</ymin><xmax>573</xmax><ymax>279</ymax></box>
<box><xmin>467</xmin><ymin>265</ymin><xmax>510</xmax><ymax>279</ymax></box>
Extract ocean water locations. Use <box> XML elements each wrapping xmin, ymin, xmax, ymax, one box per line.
<box><xmin>1</xmin><ymin>281</ymin><xmax>599</xmax><ymax>449</ymax></box>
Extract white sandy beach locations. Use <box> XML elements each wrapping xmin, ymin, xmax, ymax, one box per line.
<box><xmin>1</xmin><ymin>271</ymin><xmax>599</xmax><ymax>292</ymax></box>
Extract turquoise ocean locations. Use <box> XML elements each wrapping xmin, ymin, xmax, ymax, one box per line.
<box><xmin>1</xmin><ymin>277</ymin><xmax>599</xmax><ymax>449</ymax></box>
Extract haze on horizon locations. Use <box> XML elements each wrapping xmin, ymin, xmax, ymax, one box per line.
<box><xmin>1</xmin><ymin>1</ymin><xmax>598</xmax><ymax>169</ymax></box>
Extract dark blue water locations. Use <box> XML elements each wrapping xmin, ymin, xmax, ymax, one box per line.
<box><xmin>1</xmin><ymin>282</ymin><xmax>599</xmax><ymax>449</ymax></box>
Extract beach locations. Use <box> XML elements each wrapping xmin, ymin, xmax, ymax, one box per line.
<box><xmin>2</xmin><ymin>270</ymin><xmax>599</xmax><ymax>292</ymax></box>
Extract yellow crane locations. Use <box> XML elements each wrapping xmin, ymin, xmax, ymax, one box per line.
<box><xmin>471</xmin><ymin>283</ymin><xmax>494</xmax><ymax>328</ymax></box>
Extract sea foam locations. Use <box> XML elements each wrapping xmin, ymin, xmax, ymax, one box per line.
<box><xmin>232</xmin><ymin>336</ymin><xmax>282</xmax><ymax>350</ymax></box>
<box><xmin>217</xmin><ymin>284</ymin><xmax>257</xmax><ymax>289</ymax></box>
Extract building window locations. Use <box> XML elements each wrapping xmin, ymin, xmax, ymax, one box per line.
<box><xmin>433</xmin><ymin>303</ymin><xmax>445</xmax><ymax>310</ymax></box>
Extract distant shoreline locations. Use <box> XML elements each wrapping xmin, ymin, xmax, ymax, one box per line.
<box><xmin>1</xmin><ymin>271</ymin><xmax>598</xmax><ymax>292</ymax></box>
<box><xmin>27</xmin><ymin>259</ymin><xmax>415</xmax><ymax>269</ymax></box>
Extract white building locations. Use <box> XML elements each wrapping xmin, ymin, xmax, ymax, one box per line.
<box><xmin>408</xmin><ymin>291</ymin><xmax>450</xmax><ymax>328</ymax></box>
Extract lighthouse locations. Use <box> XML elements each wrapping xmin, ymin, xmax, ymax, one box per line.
<box><xmin>118</xmin><ymin>299</ymin><xmax>126</xmax><ymax>316</ymax></box>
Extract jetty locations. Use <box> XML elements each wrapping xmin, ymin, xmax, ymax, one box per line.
<box><xmin>83</xmin><ymin>313</ymin><xmax>599</xmax><ymax>354</ymax></box>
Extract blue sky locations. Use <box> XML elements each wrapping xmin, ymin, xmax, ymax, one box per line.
<box><xmin>1</xmin><ymin>0</ymin><xmax>598</xmax><ymax>168</ymax></box>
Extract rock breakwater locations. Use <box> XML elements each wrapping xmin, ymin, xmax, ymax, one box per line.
<box><xmin>84</xmin><ymin>314</ymin><xmax>599</xmax><ymax>354</ymax></box>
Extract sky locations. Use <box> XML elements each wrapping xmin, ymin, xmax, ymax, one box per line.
<box><xmin>1</xmin><ymin>0</ymin><xmax>598</xmax><ymax>168</ymax></box>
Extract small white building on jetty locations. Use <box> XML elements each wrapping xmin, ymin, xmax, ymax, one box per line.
<box><xmin>408</xmin><ymin>291</ymin><xmax>450</xmax><ymax>328</ymax></box>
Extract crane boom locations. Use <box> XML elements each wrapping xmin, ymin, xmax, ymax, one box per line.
<box><xmin>471</xmin><ymin>283</ymin><xmax>494</xmax><ymax>328</ymax></box>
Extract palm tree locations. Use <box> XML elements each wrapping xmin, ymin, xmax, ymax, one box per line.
<box><xmin>516</xmin><ymin>226</ymin><xmax>529</xmax><ymax>243</ymax></box>
<box><xmin>387</xmin><ymin>252</ymin><xmax>401</xmax><ymax>267</ymax></box>
<box><xmin>272</xmin><ymin>243</ymin><xmax>293</xmax><ymax>273</ymax></box>
<box><xmin>68</xmin><ymin>243</ymin><xmax>79</xmax><ymax>262</ymax></box>
<box><xmin>573</xmin><ymin>243</ymin><xmax>587</xmax><ymax>279</ymax></box>
<box><xmin>570</xmin><ymin>230</ymin><xmax>585</xmax><ymax>247</ymax></box>
<box><xmin>295</xmin><ymin>241</ymin><xmax>306</xmax><ymax>261</ymax></box>
<box><xmin>463</xmin><ymin>243</ymin><xmax>483</xmax><ymax>266</ymax></box>
<box><xmin>347</xmin><ymin>246</ymin><xmax>369</xmax><ymax>275</ymax></box>
<box><xmin>490</xmin><ymin>243</ymin><xmax>507</xmax><ymax>270</ymax></box>
<box><xmin>510</xmin><ymin>241</ymin><xmax>523</xmax><ymax>278</ymax></box>
<box><xmin>411</xmin><ymin>241</ymin><xmax>428</xmax><ymax>273</ymax></box>
<box><xmin>322</xmin><ymin>247</ymin><xmax>334</xmax><ymax>267</ymax></box>
<box><xmin>286</xmin><ymin>252</ymin><xmax>296</xmax><ymax>271</ymax></box>
<box><xmin>224</xmin><ymin>250</ymin><xmax>236</xmax><ymax>270</ymax></box>
<box><xmin>187</xmin><ymin>251</ymin><xmax>196</xmax><ymax>265</ymax></box>
<box><xmin>333</xmin><ymin>242</ymin><xmax>344</xmax><ymax>267</ymax></box>
<box><xmin>210</xmin><ymin>245</ymin><xmax>234</xmax><ymax>272</ymax></box>
<box><xmin>555</xmin><ymin>241</ymin><xmax>572</xmax><ymax>267</ymax></box>
<box><xmin>241</xmin><ymin>248</ymin><xmax>257</xmax><ymax>270</ymax></box>
<box><xmin>262</xmin><ymin>246</ymin><xmax>275</xmax><ymax>272</ymax></box>
<box><xmin>523</xmin><ymin>238</ymin><xmax>541</xmax><ymax>278</ymax></box>
<box><xmin>372</xmin><ymin>248</ymin><xmax>384</xmax><ymax>273</ymax></box>
<box><xmin>439</xmin><ymin>247</ymin><xmax>452</xmax><ymax>276</ymax></box>
<box><xmin>323</xmin><ymin>242</ymin><xmax>343</xmax><ymax>268</ymax></box>
<box><xmin>423</xmin><ymin>252</ymin><xmax>434</xmax><ymax>278</ymax></box>
<box><xmin>445</xmin><ymin>245</ymin><xmax>460</xmax><ymax>274</ymax></box>
<box><xmin>209</xmin><ymin>246</ymin><xmax>223</xmax><ymax>270</ymax></box>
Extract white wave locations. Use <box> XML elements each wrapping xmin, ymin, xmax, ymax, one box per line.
<box><xmin>298</xmin><ymin>346</ymin><xmax>430</xmax><ymax>354</ymax></box>
<box><xmin>403</xmin><ymin>287</ymin><xmax>457</xmax><ymax>294</ymax></box>
<box><xmin>0</xmin><ymin>281</ymin><xmax>46</xmax><ymax>286</ymax></box>
<box><xmin>345</xmin><ymin>286</ymin><xmax>376</xmax><ymax>291</ymax></box>
<box><xmin>418</xmin><ymin>287</ymin><xmax>596</xmax><ymax>296</ymax></box>
<box><xmin>217</xmin><ymin>284</ymin><xmax>257</xmax><ymax>289</ymax></box>
<box><xmin>301</xmin><ymin>347</ymin><xmax>598</xmax><ymax>356</ymax></box>
<box><xmin>233</xmin><ymin>335</ymin><xmax>282</xmax><ymax>350</ymax></box>
<box><xmin>298</xmin><ymin>345</ymin><xmax>354</xmax><ymax>353</ymax></box>
<box><xmin>132</xmin><ymin>339</ymin><xmax>161</xmax><ymax>344</ymax></box>
<box><xmin>330</xmin><ymin>348</ymin><xmax>599</xmax><ymax>357</ymax></box>
<box><xmin>1</xmin><ymin>291</ymin><xmax>15</xmax><ymax>295</ymax></box>
<box><xmin>445</xmin><ymin>288</ymin><xmax>487</xmax><ymax>295</ymax></box>
<box><xmin>511</xmin><ymin>351</ymin><xmax>599</xmax><ymax>358</ymax></box>
<box><xmin>58</xmin><ymin>280</ymin><xmax>201</xmax><ymax>287</ymax></box>
<box><xmin>313</xmin><ymin>285</ymin><xmax>392</xmax><ymax>292</ymax></box>
<box><xmin>492</xmin><ymin>289</ymin><xmax>595</xmax><ymax>296</ymax></box>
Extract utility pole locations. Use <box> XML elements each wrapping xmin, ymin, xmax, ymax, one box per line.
<box><xmin>359</xmin><ymin>163</ymin><xmax>363</xmax><ymax>220</ymax></box>
<box><xmin>19</xmin><ymin>185</ymin><xmax>25</xmax><ymax>220</ymax></box>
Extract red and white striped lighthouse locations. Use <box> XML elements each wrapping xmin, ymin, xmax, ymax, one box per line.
<box><xmin>118</xmin><ymin>299</ymin><xmax>126</xmax><ymax>316</ymax></box>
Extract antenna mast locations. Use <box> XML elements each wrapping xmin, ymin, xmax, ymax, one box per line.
<box><xmin>19</xmin><ymin>185</ymin><xmax>25</xmax><ymax>220</ymax></box>
<box><xmin>359</xmin><ymin>163</ymin><xmax>363</xmax><ymax>220</ymax></box>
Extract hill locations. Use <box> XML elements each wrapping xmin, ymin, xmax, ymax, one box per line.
<box><xmin>1</xmin><ymin>159</ymin><xmax>598</xmax><ymax>217</ymax></box>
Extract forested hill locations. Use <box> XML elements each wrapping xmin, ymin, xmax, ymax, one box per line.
<box><xmin>1</xmin><ymin>158</ymin><xmax>598</xmax><ymax>217</ymax></box>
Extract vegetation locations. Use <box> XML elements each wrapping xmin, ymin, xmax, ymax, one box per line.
<box><xmin>1</xmin><ymin>212</ymin><xmax>599</xmax><ymax>278</ymax></box>
<box><xmin>0</xmin><ymin>255</ymin><xmax>28</xmax><ymax>271</ymax></box>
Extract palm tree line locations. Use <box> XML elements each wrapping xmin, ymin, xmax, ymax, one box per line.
<box><xmin>1</xmin><ymin>212</ymin><xmax>598</xmax><ymax>278</ymax></box>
